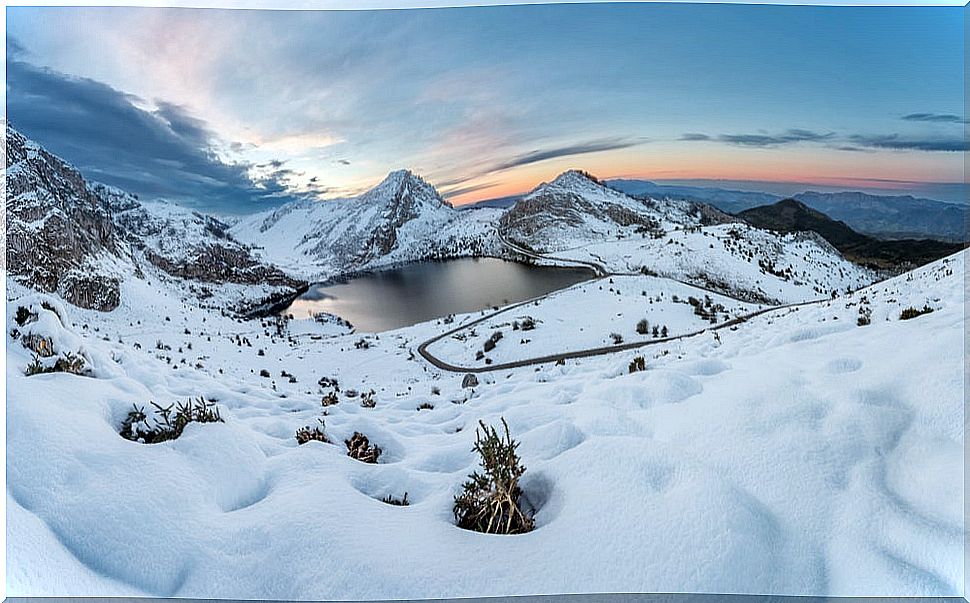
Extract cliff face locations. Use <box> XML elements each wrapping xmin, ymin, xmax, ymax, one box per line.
<box><xmin>5</xmin><ymin>126</ymin><xmax>123</xmax><ymax>310</ymax></box>
<box><xmin>5</xmin><ymin>125</ymin><xmax>305</xmax><ymax>313</ymax></box>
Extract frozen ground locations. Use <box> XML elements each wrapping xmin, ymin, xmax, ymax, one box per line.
<box><xmin>5</xmin><ymin>251</ymin><xmax>964</xmax><ymax>599</ymax></box>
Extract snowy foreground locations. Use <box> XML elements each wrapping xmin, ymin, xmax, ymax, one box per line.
<box><xmin>6</xmin><ymin>251</ymin><xmax>965</xmax><ymax>599</ymax></box>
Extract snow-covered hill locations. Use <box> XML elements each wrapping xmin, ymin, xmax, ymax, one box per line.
<box><xmin>232</xmin><ymin>170</ymin><xmax>502</xmax><ymax>280</ymax></box>
<box><xmin>498</xmin><ymin>170</ymin><xmax>699</xmax><ymax>249</ymax></box>
<box><xmin>4</xmin><ymin>125</ymin><xmax>306</xmax><ymax>314</ymax></box>
<box><xmin>7</xmin><ymin>239</ymin><xmax>963</xmax><ymax>597</ymax></box>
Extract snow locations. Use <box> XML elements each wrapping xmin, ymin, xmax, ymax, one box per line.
<box><xmin>6</xmin><ymin>248</ymin><xmax>963</xmax><ymax>598</ymax></box>
<box><xmin>5</xmin><ymin>126</ymin><xmax>961</xmax><ymax>598</ymax></box>
<box><xmin>425</xmin><ymin>275</ymin><xmax>760</xmax><ymax>367</ymax></box>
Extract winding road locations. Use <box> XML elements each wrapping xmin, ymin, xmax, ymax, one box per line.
<box><xmin>416</xmin><ymin>233</ymin><xmax>826</xmax><ymax>373</ymax></box>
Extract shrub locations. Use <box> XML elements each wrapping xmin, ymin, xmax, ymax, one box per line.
<box><xmin>636</xmin><ymin>319</ymin><xmax>649</xmax><ymax>335</ymax></box>
<box><xmin>354</xmin><ymin>338</ymin><xmax>371</xmax><ymax>349</ymax></box>
<box><xmin>628</xmin><ymin>356</ymin><xmax>646</xmax><ymax>373</ymax></box>
<box><xmin>296</xmin><ymin>420</ymin><xmax>331</xmax><ymax>445</ymax></box>
<box><xmin>453</xmin><ymin>418</ymin><xmax>534</xmax><ymax>535</ymax></box>
<box><xmin>381</xmin><ymin>492</ymin><xmax>410</xmax><ymax>506</ymax></box>
<box><xmin>519</xmin><ymin>317</ymin><xmax>536</xmax><ymax>331</ymax></box>
<box><xmin>610</xmin><ymin>333</ymin><xmax>624</xmax><ymax>345</ymax></box>
<box><xmin>25</xmin><ymin>355</ymin><xmax>46</xmax><ymax>376</ymax></box>
<box><xmin>120</xmin><ymin>397</ymin><xmax>223</xmax><ymax>444</ymax></box>
<box><xmin>25</xmin><ymin>351</ymin><xmax>86</xmax><ymax>376</ymax></box>
<box><xmin>345</xmin><ymin>432</ymin><xmax>382</xmax><ymax>463</ymax></box>
<box><xmin>417</xmin><ymin>402</ymin><xmax>435</xmax><ymax>411</ymax></box>
<box><xmin>900</xmin><ymin>305</ymin><xmax>933</xmax><ymax>320</ymax></box>
<box><xmin>259</xmin><ymin>369</ymin><xmax>271</xmax><ymax>378</ymax></box>
<box><xmin>321</xmin><ymin>391</ymin><xmax>340</xmax><ymax>406</ymax></box>
<box><xmin>54</xmin><ymin>351</ymin><xmax>86</xmax><ymax>374</ymax></box>
<box><xmin>360</xmin><ymin>390</ymin><xmax>376</xmax><ymax>408</ymax></box>
<box><xmin>15</xmin><ymin>306</ymin><xmax>35</xmax><ymax>326</ymax></box>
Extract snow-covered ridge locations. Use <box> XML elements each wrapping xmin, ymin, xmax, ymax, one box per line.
<box><xmin>232</xmin><ymin>169</ymin><xmax>500</xmax><ymax>281</ymax></box>
<box><xmin>4</xmin><ymin>124</ymin><xmax>305</xmax><ymax>314</ymax></box>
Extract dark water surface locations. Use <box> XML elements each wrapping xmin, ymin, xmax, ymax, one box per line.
<box><xmin>282</xmin><ymin>257</ymin><xmax>592</xmax><ymax>332</ymax></box>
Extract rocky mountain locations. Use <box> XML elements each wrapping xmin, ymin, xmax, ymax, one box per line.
<box><xmin>607</xmin><ymin>178</ymin><xmax>780</xmax><ymax>214</ymax></box>
<box><xmin>4</xmin><ymin>125</ymin><xmax>304</xmax><ymax>313</ymax></box>
<box><xmin>498</xmin><ymin>170</ymin><xmax>702</xmax><ymax>251</ymax></box>
<box><xmin>232</xmin><ymin>169</ymin><xmax>502</xmax><ymax>280</ymax></box>
<box><xmin>608</xmin><ymin>178</ymin><xmax>967</xmax><ymax>242</ymax></box>
<box><xmin>790</xmin><ymin>191</ymin><xmax>967</xmax><ymax>242</ymax></box>
<box><xmin>737</xmin><ymin>199</ymin><xmax>965</xmax><ymax>271</ymax></box>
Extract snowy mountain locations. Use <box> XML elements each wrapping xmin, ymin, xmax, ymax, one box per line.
<box><xmin>498</xmin><ymin>170</ymin><xmax>699</xmax><ymax>250</ymax></box>
<box><xmin>232</xmin><ymin>169</ymin><xmax>501</xmax><ymax>280</ymax></box>
<box><xmin>5</xmin><ymin>126</ymin><xmax>126</xmax><ymax>310</ymax></box>
<box><xmin>4</xmin><ymin>125</ymin><xmax>305</xmax><ymax>314</ymax></box>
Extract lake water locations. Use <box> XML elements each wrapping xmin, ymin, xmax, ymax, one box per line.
<box><xmin>282</xmin><ymin>257</ymin><xmax>592</xmax><ymax>332</ymax></box>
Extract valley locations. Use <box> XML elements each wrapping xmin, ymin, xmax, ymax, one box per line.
<box><xmin>5</xmin><ymin>124</ymin><xmax>964</xmax><ymax>599</ymax></box>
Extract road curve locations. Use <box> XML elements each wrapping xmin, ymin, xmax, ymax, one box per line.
<box><xmin>416</xmin><ymin>294</ymin><xmax>819</xmax><ymax>374</ymax></box>
<box><xmin>417</xmin><ymin>230</ymin><xmax>825</xmax><ymax>373</ymax></box>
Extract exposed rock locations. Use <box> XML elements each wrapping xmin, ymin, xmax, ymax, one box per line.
<box><xmin>462</xmin><ymin>373</ymin><xmax>479</xmax><ymax>388</ymax></box>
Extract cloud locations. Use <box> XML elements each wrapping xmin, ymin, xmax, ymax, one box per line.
<box><xmin>716</xmin><ymin>129</ymin><xmax>835</xmax><ymax>147</ymax></box>
<box><xmin>489</xmin><ymin>138</ymin><xmax>640</xmax><ymax>173</ymax></box>
<box><xmin>901</xmin><ymin>112</ymin><xmax>967</xmax><ymax>124</ymax></box>
<box><xmin>6</xmin><ymin>58</ymin><xmax>308</xmax><ymax>213</ymax></box>
<box><xmin>846</xmin><ymin>134</ymin><xmax>968</xmax><ymax>153</ymax></box>
<box><xmin>682</xmin><ymin>127</ymin><xmax>966</xmax><ymax>153</ymax></box>
<box><xmin>440</xmin><ymin>180</ymin><xmax>502</xmax><ymax>199</ymax></box>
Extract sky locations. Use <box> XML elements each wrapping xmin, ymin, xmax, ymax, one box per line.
<box><xmin>5</xmin><ymin>3</ymin><xmax>967</xmax><ymax>213</ymax></box>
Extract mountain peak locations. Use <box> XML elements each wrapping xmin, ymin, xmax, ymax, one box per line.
<box><xmin>549</xmin><ymin>169</ymin><xmax>604</xmax><ymax>189</ymax></box>
<box><xmin>364</xmin><ymin>169</ymin><xmax>451</xmax><ymax>209</ymax></box>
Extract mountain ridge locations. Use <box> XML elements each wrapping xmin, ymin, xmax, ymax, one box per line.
<box><xmin>738</xmin><ymin>198</ymin><xmax>966</xmax><ymax>270</ymax></box>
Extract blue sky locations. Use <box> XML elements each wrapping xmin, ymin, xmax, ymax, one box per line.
<box><xmin>6</xmin><ymin>2</ymin><xmax>966</xmax><ymax>212</ymax></box>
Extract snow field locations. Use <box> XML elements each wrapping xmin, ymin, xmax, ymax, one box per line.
<box><xmin>6</xmin><ymin>252</ymin><xmax>963</xmax><ymax>598</ymax></box>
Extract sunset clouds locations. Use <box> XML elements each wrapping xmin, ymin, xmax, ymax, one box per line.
<box><xmin>6</xmin><ymin>3</ymin><xmax>965</xmax><ymax>211</ymax></box>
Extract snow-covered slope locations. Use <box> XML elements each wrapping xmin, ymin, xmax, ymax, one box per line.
<box><xmin>498</xmin><ymin>170</ymin><xmax>698</xmax><ymax>249</ymax></box>
<box><xmin>6</xmin><ymin>247</ymin><xmax>963</xmax><ymax>598</ymax></box>
<box><xmin>4</xmin><ymin>125</ymin><xmax>305</xmax><ymax>314</ymax></box>
<box><xmin>232</xmin><ymin>170</ymin><xmax>501</xmax><ymax>280</ymax></box>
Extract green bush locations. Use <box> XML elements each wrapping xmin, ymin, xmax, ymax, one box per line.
<box><xmin>381</xmin><ymin>492</ymin><xmax>410</xmax><ymax>506</ymax></box>
<box><xmin>636</xmin><ymin>319</ymin><xmax>649</xmax><ymax>335</ymax></box>
<box><xmin>628</xmin><ymin>356</ymin><xmax>646</xmax><ymax>373</ymax></box>
<box><xmin>120</xmin><ymin>397</ymin><xmax>223</xmax><ymax>444</ymax></box>
<box><xmin>900</xmin><ymin>305</ymin><xmax>934</xmax><ymax>320</ymax></box>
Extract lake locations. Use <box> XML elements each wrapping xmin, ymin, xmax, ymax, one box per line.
<box><xmin>282</xmin><ymin>257</ymin><xmax>592</xmax><ymax>332</ymax></box>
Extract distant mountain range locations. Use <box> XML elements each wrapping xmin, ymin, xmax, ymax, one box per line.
<box><xmin>737</xmin><ymin>199</ymin><xmax>966</xmax><ymax>270</ymax></box>
<box><xmin>606</xmin><ymin>179</ymin><xmax>967</xmax><ymax>242</ymax></box>
<box><xmin>5</xmin><ymin>124</ymin><xmax>939</xmax><ymax>314</ymax></box>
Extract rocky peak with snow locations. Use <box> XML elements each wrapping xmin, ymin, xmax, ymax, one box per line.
<box><xmin>231</xmin><ymin>168</ymin><xmax>495</xmax><ymax>280</ymax></box>
<box><xmin>498</xmin><ymin>169</ymin><xmax>690</xmax><ymax>251</ymax></box>
<box><xmin>5</xmin><ymin>125</ymin><xmax>305</xmax><ymax>313</ymax></box>
<box><xmin>5</xmin><ymin>124</ymin><xmax>124</xmax><ymax>310</ymax></box>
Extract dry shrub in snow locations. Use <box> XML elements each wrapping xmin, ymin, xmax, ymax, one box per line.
<box><xmin>345</xmin><ymin>432</ymin><xmax>382</xmax><ymax>463</ymax></box>
<box><xmin>628</xmin><ymin>356</ymin><xmax>646</xmax><ymax>373</ymax></box>
<box><xmin>296</xmin><ymin>420</ymin><xmax>331</xmax><ymax>445</ymax></box>
<box><xmin>120</xmin><ymin>397</ymin><xmax>223</xmax><ymax>444</ymax></box>
<box><xmin>453</xmin><ymin>418</ymin><xmax>534</xmax><ymax>535</ymax></box>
